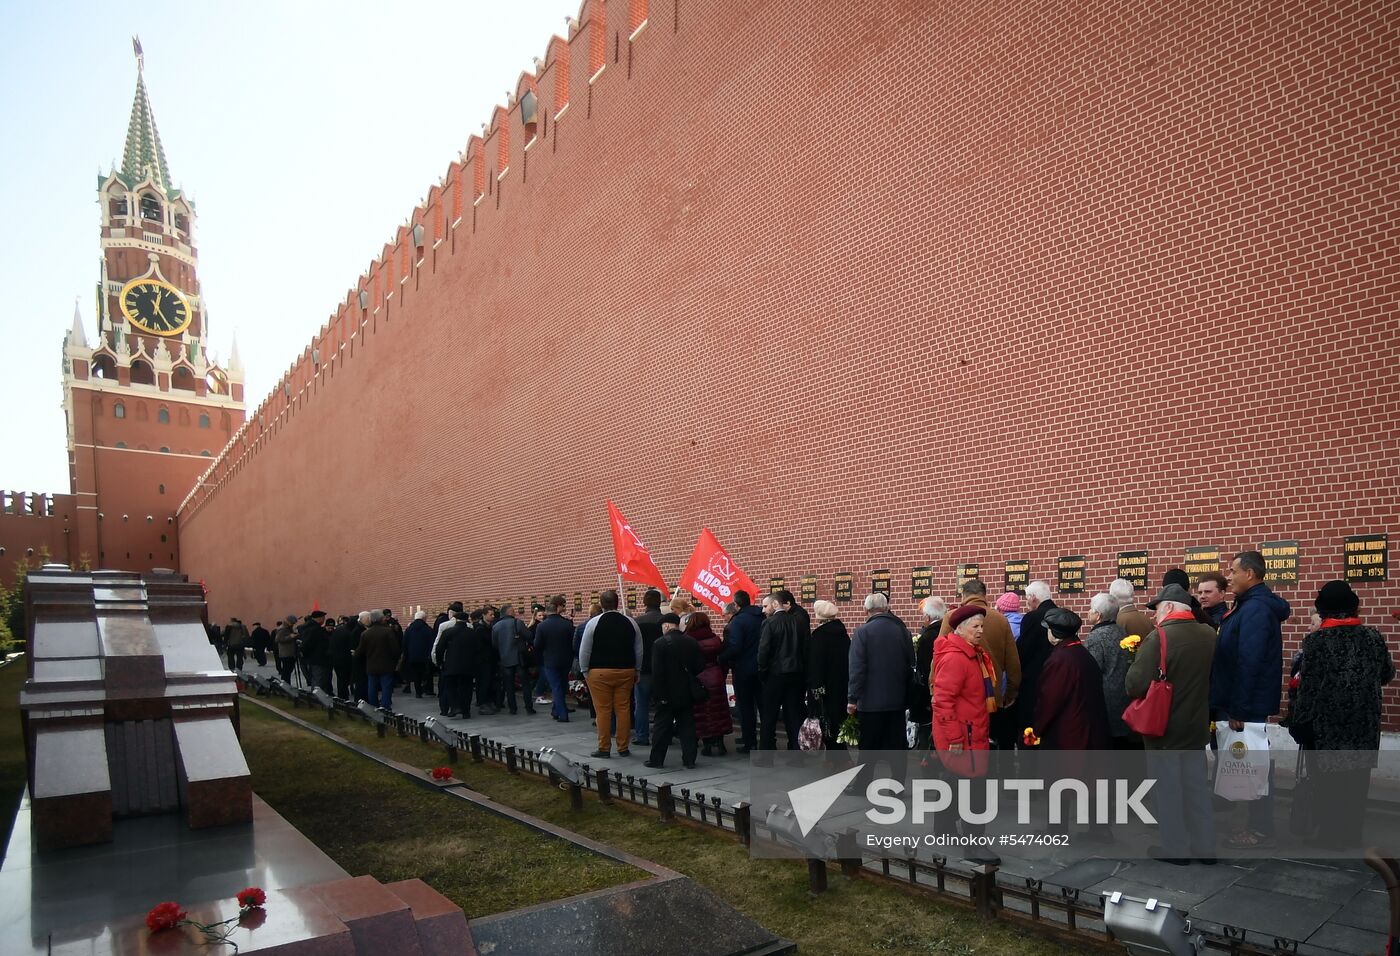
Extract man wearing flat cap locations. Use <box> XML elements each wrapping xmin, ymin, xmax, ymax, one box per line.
<box><xmin>1125</xmin><ymin>582</ymin><xmax>1219</xmax><ymax>864</ymax></box>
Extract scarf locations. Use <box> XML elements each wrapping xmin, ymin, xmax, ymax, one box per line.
<box><xmin>1159</xmin><ymin>609</ymin><xmax>1197</xmax><ymax>624</ymax></box>
<box><xmin>1320</xmin><ymin>617</ymin><xmax>1361</xmax><ymax>629</ymax></box>
<box><xmin>977</xmin><ymin>645</ymin><xmax>999</xmax><ymax>713</ymax></box>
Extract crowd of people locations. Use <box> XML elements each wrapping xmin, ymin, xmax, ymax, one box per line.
<box><xmin>208</xmin><ymin>551</ymin><xmax>1395</xmax><ymax>861</ymax></box>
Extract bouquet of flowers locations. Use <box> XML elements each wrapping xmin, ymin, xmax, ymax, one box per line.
<box><xmin>836</xmin><ymin>714</ymin><xmax>860</xmax><ymax>747</ymax></box>
<box><xmin>428</xmin><ymin>767</ymin><xmax>453</xmax><ymax>782</ymax></box>
<box><xmin>147</xmin><ymin>887</ymin><xmax>267</xmax><ymax>948</ymax></box>
<box><xmin>1119</xmin><ymin>634</ymin><xmax>1143</xmax><ymax>656</ymax></box>
<box><xmin>1022</xmin><ymin>726</ymin><xmax>1041</xmax><ymax>748</ymax></box>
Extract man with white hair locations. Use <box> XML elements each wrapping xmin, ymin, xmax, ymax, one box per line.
<box><xmin>354</xmin><ymin>609</ymin><xmax>402</xmax><ymax>710</ymax></box>
<box><xmin>1126</xmin><ymin>582</ymin><xmax>1219</xmax><ymax>864</ymax></box>
<box><xmin>1110</xmin><ymin>578</ymin><xmax>1154</xmax><ymax>647</ymax></box>
<box><xmin>848</xmin><ymin>592</ymin><xmax>915</xmax><ymax>751</ymax></box>
<box><xmin>909</xmin><ymin>596</ymin><xmax>947</xmax><ymax>728</ymax></box>
<box><xmin>402</xmin><ymin>609</ymin><xmax>436</xmax><ymax>698</ymax></box>
<box><xmin>1016</xmin><ymin>581</ymin><xmax>1055</xmax><ymax>732</ymax></box>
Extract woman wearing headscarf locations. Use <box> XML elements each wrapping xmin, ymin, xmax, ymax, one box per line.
<box><xmin>1033</xmin><ymin>607</ymin><xmax>1112</xmax><ymax>751</ymax></box>
<box><xmin>1291</xmin><ymin>580</ymin><xmax>1395</xmax><ymax>848</ymax></box>
<box><xmin>931</xmin><ymin>603</ymin><xmax>1000</xmax><ymax>864</ymax></box>
<box><xmin>806</xmin><ymin>601</ymin><xmax>850</xmax><ymax>749</ymax></box>
<box><xmin>686</xmin><ymin>613</ymin><xmax>734</xmax><ymax>756</ymax></box>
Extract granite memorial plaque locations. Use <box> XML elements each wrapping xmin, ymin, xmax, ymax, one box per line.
<box><xmin>1003</xmin><ymin>559</ymin><xmax>1029</xmax><ymax>591</ymax></box>
<box><xmin>1345</xmin><ymin>534</ymin><xmax>1388</xmax><ymax>583</ymax></box>
<box><xmin>870</xmin><ymin>569</ymin><xmax>891</xmax><ymax>598</ymax></box>
<box><xmin>1184</xmin><ymin>546</ymin><xmax>1220</xmax><ymax>585</ymax></box>
<box><xmin>834</xmin><ymin>572</ymin><xmax>853</xmax><ymax>602</ymax></box>
<box><xmin>1057</xmin><ymin>555</ymin><xmax>1086</xmax><ymax>593</ymax></box>
<box><xmin>573</xmin><ymin>591</ymin><xmax>583</xmax><ymax>612</ymax></box>
<box><xmin>768</xmin><ymin>576</ymin><xmax>785</xmax><ymax>594</ymax></box>
<box><xmin>956</xmin><ymin>563</ymin><xmax>980</xmax><ymax>588</ymax></box>
<box><xmin>911</xmin><ymin>567</ymin><xmax>933</xmax><ymax>600</ymax></box>
<box><xmin>1117</xmin><ymin>550</ymin><xmax>1149</xmax><ymax>590</ymax></box>
<box><xmin>800</xmin><ymin>575</ymin><xmax>817</xmax><ymax>604</ymax></box>
<box><xmin>1261</xmin><ymin>539</ymin><xmax>1300</xmax><ymax>587</ymax></box>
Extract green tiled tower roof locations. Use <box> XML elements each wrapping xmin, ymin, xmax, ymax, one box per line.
<box><xmin>118</xmin><ymin>37</ymin><xmax>173</xmax><ymax>196</ymax></box>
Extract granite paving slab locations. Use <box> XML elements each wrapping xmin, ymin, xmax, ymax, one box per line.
<box><xmin>1330</xmin><ymin>888</ymin><xmax>1391</xmax><ymax>934</ymax></box>
<box><xmin>1188</xmin><ymin>885</ymin><xmax>1339</xmax><ymax>942</ymax></box>
<box><xmin>1298</xmin><ymin>921</ymin><xmax>1389</xmax><ymax>956</ymax></box>
<box><xmin>1235</xmin><ymin>858</ymin><xmax>1378</xmax><ymax>904</ymax></box>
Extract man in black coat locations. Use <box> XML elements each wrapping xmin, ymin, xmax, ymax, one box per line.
<box><xmin>645</xmin><ymin>614</ymin><xmax>703</xmax><ymax>769</ymax></box>
<box><xmin>474</xmin><ymin>608</ymin><xmax>500</xmax><ymax>715</ymax></box>
<box><xmin>439</xmin><ymin>608</ymin><xmax>484</xmax><ymax>718</ymax></box>
<box><xmin>300</xmin><ymin>611</ymin><xmax>333</xmax><ymax>694</ymax></box>
<box><xmin>632</xmin><ymin>589</ymin><xmax>665</xmax><ymax>746</ymax></box>
<box><xmin>250</xmin><ymin>622</ymin><xmax>271</xmax><ymax>668</ymax></box>
<box><xmin>757</xmin><ymin>589</ymin><xmax>809</xmax><ymax>751</ymax></box>
<box><xmin>1016</xmin><ymin>581</ymin><xmax>1056</xmax><ymax>735</ymax></box>
<box><xmin>534</xmin><ymin>596</ymin><xmax>577</xmax><ymax>721</ymax></box>
<box><xmin>329</xmin><ymin>616</ymin><xmax>358</xmax><ymax>699</ymax></box>
<box><xmin>720</xmin><ymin>589</ymin><xmax>764</xmax><ymax>754</ymax></box>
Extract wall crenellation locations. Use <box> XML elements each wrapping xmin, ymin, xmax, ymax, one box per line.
<box><xmin>180</xmin><ymin>1</ymin><xmax>669</xmax><ymax>520</ymax></box>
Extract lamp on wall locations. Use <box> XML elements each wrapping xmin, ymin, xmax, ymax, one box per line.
<box><xmin>358</xmin><ymin>289</ymin><xmax>369</xmax><ymax>310</ymax></box>
<box><xmin>411</xmin><ymin>223</ymin><xmax>425</xmax><ymax>249</ymax></box>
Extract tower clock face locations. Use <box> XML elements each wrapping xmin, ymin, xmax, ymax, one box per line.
<box><xmin>119</xmin><ymin>278</ymin><xmax>192</xmax><ymax>336</ymax></box>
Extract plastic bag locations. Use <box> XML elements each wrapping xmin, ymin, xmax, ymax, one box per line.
<box><xmin>1214</xmin><ymin>722</ymin><xmax>1270</xmax><ymax>801</ymax></box>
<box><xmin>798</xmin><ymin>717</ymin><xmax>825</xmax><ymax>751</ymax></box>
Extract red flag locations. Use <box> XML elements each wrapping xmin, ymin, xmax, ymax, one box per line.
<box><xmin>312</xmin><ymin>598</ymin><xmax>319</xmax><ymax>612</ymax></box>
<box><xmin>677</xmin><ymin>528</ymin><xmax>762</xmax><ymax>613</ymax></box>
<box><xmin>607</xmin><ymin>501</ymin><xmax>670</xmax><ymax>598</ymax></box>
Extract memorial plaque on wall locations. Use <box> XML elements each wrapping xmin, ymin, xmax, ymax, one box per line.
<box><xmin>1260</xmin><ymin>540</ymin><xmax>1300</xmax><ymax>587</ymax></box>
<box><xmin>1057</xmin><ymin>555</ymin><xmax>1086</xmax><ymax>593</ymax></box>
<box><xmin>589</xmin><ymin>590</ymin><xmax>599</xmax><ymax>609</ymax></box>
<box><xmin>956</xmin><ymin>564</ymin><xmax>980</xmax><ymax>588</ymax></box>
<box><xmin>625</xmin><ymin>587</ymin><xmax>637</xmax><ymax>611</ymax></box>
<box><xmin>769</xmin><ymin>576</ymin><xmax>786</xmax><ymax>595</ymax></box>
<box><xmin>800</xmin><ymin>574</ymin><xmax>818</xmax><ymax>604</ymax></box>
<box><xmin>834</xmin><ymin>572</ymin><xmax>854</xmax><ymax>602</ymax></box>
<box><xmin>1003</xmin><ymin>559</ymin><xmax>1029</xmax><ymax>591</ymax></box>
<box><xmin>911</xmin><ymin>567</ymin><xmax>934</xmax><ymax>600</ymax></box>
<box><xmin>1183</xmin><ymin>546</ymin><xmax>1220</xmax><ymax>585</ymax></box>
<box><xmin>573</xmin><ymin>592</ymin><xmax>583</xmax><ymax>613</ymax></box>
<box><xmin>1345</xmin><ymin>534</ymin><xmax>1388</xmax><ymax>583</ymax></box>
<box><xmin>870</xmin><ymin>569</ymin><xmax>891</xmax><ymax>598</ymax></box>
<box><xmin>1117</xmin><ymin>551</ymin><xmax>1149</xmax><ymax>591</ymax></box>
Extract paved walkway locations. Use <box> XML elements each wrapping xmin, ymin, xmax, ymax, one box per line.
<box><xmin>243</xmin><ymin>662</ymin><xmax>1390</xmax><ymax>955</ymax></box>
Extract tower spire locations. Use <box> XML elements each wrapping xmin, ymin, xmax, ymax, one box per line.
<box><xmin>120</xmin><ymin>38</ymin><xmax>171</xmax><ymax>193</ymax></box>
<box><xmin>70</xmin><ymin>298</ymin><xmax>88</xmax><ymax>348</ymax></box>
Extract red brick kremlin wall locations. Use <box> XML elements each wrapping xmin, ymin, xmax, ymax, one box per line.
<box><xmin>179</xmin><ymin>1</ymin><xmax>1400</xmax><ymax>714</ymax></box>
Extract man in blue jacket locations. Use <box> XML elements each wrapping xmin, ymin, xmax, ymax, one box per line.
<box><xmin>719</xmin><ymin>588</ymin><xmax>763</xmax><ymax>755</ymax></box>
<box><xmin>1211</xmin><ymin>549</ymin><xmax>1291</xmax><ymax>848</ymax></box>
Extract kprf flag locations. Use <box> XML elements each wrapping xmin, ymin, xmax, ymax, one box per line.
<box><xmin>607</xmin><ymin>501</ymin><xmax>671</xmax><ymax>598</ymax></box>
<box><xmin>678</xmin><ymin>528</ymin><xmax>762</xmax><ymax>613</ymax></box>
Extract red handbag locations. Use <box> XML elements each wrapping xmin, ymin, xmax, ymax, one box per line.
<box><xmin>1122</xmin><ymin>626</ymin><xmax>1172</xmax><ymax>737</ymax></box>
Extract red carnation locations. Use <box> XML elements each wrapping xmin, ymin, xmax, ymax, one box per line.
<box><xmin>236</xmin><ymin>886</ymin><xmax>267</xmax><ymax>909</ymax></box>
<box><xmin>146</xmin><ymin>901</ymin><xmax>187</xmax><ymax>933</ymax></box>
<box><xmin>430</xmin><ymin>767</ymin><xmax>452</xmax><ymax>781</ymax></box>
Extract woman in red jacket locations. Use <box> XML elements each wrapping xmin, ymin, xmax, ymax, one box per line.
<box><xmin>931</xmin><ymin>603</ymin><xmax>1001</xmax><ymax>864</ymax></box>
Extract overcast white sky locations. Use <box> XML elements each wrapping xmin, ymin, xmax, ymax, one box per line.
<box><xmin>0</xmin><ymin>1</ymin><xmax>577</xmax><ymax>492</ymax></box>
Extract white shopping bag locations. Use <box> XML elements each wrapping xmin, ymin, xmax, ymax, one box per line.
<box><xmin>1214</xmin><ymin>722</ymin><xmax>1271</xmax><ymax>801</ymax></box>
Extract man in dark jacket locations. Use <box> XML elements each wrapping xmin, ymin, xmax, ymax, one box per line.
<box><xmin>1212</xmin><ymin>550</ymin><xmax>1290</xmax><ymax>848</ymax></box>
<box><xmin>1194</xmin><ymin>572</ymin><xmax>1229</xmax><ymax>629</ymax></box>
<box><xmin>535</xmin><ymin>595</ymin><xmax>577</xmax><ymax>722</ymax></box>
<box><xmin>492</xmin><ymin>604</ymin><xmax>535</xmax><ymax>715</ymax></box>
<box><xmin>645</xmin><ymin>614</ymin><xmax>702</xmax><ymax>769</ymax></box>
<box><xmin>1128</xmin><ymin>583</ymin><xmax>1219</xmax><ymax>864</ymax></box>
<box><xmin>439</xmin><ymin>607</ymin><xmax>483</xmax><ymax>717</ymax></box>
<box><xmin>224</xmin><ymin>618</ymin><xmax>249</xmax><ymax>672</ymax></box>
<box><xmin>329</xmin><ymin>615</ymin><xmax>358</xmax><ymax>699</ymax></box>
<box><xmin>1016</xmin><ymin>581</ymin><xmax>1056</xmax><ymax>735</ymax></box>
<box><xmin>847</xmin><ymin>592</ymin><xmax>914</xmax><ymax>750</ymax></box>
<box><xmin>300</xmin><ymin>610</ymin><xmax>333</xmax><ymax>694</ymax></box>
<box><xmin>250</xmin><ymin>621</ymin><xmax>270</xmax><ymax>667</ymax></box>
<box><xmin>476</xmin><ymin>608</ymin><xmax>499</xmax><ymax>714</ymax></box>
<box><xmin>354</xmin><ymin>610</ymin><xmax>401</xmax><ymax>710</ymax></box>
<box><xmin>432</xmin><ymin>602</ymin><xmax>467</xmax><ymax>716</ymax></box>
<box><xmin>632</xmin><ymin>589</ymin><xmax>664</xmax><ymax>746</ymax></box>
<box><xmin>720</xmin><ymin>589</ymin><xmax>763</xmax><ymax>754</ymax></box>
<box><xmin>403</xmin><ymin>611</ymin><xmax>436</xmax><ymax>698</ymax></box>
<box><xmin>757</xmin><ymin>589</ymin><xmax>808</xmax><ymax>751</ymax></box>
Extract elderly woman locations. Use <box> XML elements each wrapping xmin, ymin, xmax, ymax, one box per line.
<box><xmin>995</xmin><ymin>591</ymin><xmax>1024</xmax><ymax>639</ymax></box>
<box><xmin>686</xmin><ymin>613</ymin><xmax>734</xmax><ymax>756</ymax></box>
<box><xmin>1034</xmin><ymin>607</ymin><xmax>1111</xmax><ymax>751</ymax></box>
<box><xmin>1291</xmin><ymin>581</ymin><xmax>1396</xmax><ymax>848</ymax></box>
<box><xmin>1083</xmin><ymin>592</ymin><xmax>1136</xmax><ymax>749</ymax></box>
<box><xmin>806</xmin><ymin>601</ymin><xmax>850</xmax><ymax>749</ymax></box>
<box><xmin>931</xmin><ymin>603</ymin><xmax>1000</xmax><ymax>864</ymax></box>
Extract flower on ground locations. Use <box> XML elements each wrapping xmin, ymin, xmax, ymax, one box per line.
<box><xmin>146</xmin><ymin>902</ymin><xmax>187</xmax><ymax>933</ymax></box>
<box><xmin>429</xmin><ymin>766</ymin><xmax>452</xmax><ymax>781</ymax></box>
<box><xmin>1119</xmin><ymin>634</ymin><xmax>1143</xmax><ymax>654</ymax></box>
<box><xmin>1022</xmin><ymin>727</ymin><xmax>1041</xmax><ymax>748</ymax></box>
<box><xmin>236</xmin><ymin>887</ymin><xmax>267</xmax><ymax>909</ymax></box>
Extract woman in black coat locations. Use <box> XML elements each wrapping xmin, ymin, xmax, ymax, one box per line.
<box><xmin>805</xmin><ymin>601</ymin><xmax>851</xmax><ymax>749</ymax></box>
<box><xmin>1292</xmin><ymin>580</ymin><xmax>1395</xmax><ymax>848</ymax></box>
